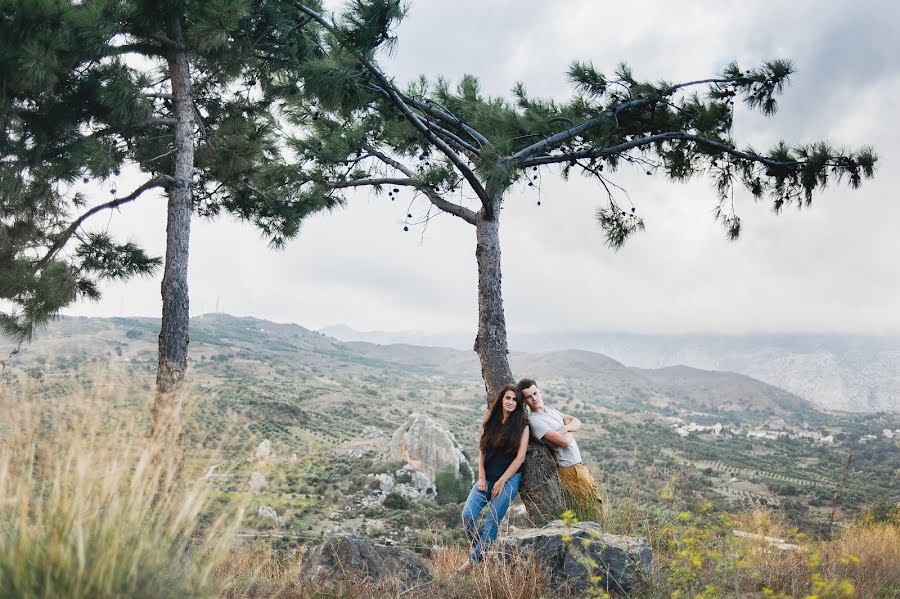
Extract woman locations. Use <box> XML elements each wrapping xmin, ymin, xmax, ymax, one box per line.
<box><xmin>459</xmin><ymin>384</ymin><xmax>530</xmax><ymax>570</ymax></box>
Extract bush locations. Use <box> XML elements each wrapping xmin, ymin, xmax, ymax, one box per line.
<box><xmin>382</xmin><ymin>492</ymin><xmax>412</xmax><ymax>510</ymax></box>
<box><xmin>434</xmin><ymin>465</ymin><xmax>471</xmax><ymax>505</ymax></box>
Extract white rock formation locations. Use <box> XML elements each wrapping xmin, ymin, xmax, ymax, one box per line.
<box><xmin>255</xmin><ymin>439</ymin><xmax>272</xmax><ymax>459</ymax></box>
<box><xmin>248</xmin><ymin>472</ymin><xmax>266</xmax><ymax>492</ymax></box>
<box><xmin>389</xmin><ymin>413</ymin><xmax>472</xmax><ymax>483</ymax></box>
<box><xmin>257</xmin><ymin>504</ymin><xmax>283</xmax><ymax>526</ymax></box>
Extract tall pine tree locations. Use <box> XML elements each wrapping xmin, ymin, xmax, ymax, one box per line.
<box><xmin>285</xmin><ymin>1</ymin><xmax>876</xmax><ymax>523</ymax></box>
<box><xmin>1</xmin><ymin>0</ymin><xmax>336</xmax><ymax>442</ymax></box>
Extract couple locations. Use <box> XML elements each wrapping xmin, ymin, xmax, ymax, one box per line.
<box><xmin>459</xmin><ymin>378</ymin><xmax>603</xmax><ymax>569</ymax></box>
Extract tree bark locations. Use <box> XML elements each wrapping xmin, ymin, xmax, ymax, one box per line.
<box><xmin>473</xmin><ymin>207</ymin><xmax>514</xmax><ymax>398</ymax></box>
<box><xmin>472</xmin><ymin>202</ymin><xmax>567</xmax><ymax>524</ymax></box>
<box><xmin>151</xmin><ymin>14</ymin><xmax>194</xmax><ymax>445</ymax></box>
<box><xmin>520</xmin><ymin>441</ymin><xmax>566</xmax><ymax>526</ymax></box>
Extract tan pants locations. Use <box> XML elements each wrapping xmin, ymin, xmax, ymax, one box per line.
<box><xmin>557</xmin><ymin>463</ymin><xmax>605</xmax><ymax>521</ymax></box>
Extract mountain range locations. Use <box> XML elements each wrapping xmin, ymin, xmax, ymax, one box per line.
<box><xmin>320</xmin><ymin>325</ymin><xmax>900</xmax><ymax>413</ymax></box>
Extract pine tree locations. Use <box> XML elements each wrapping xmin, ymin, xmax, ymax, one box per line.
<box><xmin>1</xmin><ymin>0</ymin><xmax>335</xmax><ymax>442</ymax></box>
<box><xmin>286</xmin><ymin>1</ymin><xmax>876</xmax><ymax>523</ymax></box>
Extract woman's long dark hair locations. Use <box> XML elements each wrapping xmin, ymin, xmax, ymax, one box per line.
<box><xmin>479</xmin><ymin>384</ymin><xmax>528</xmax><ymax>454</ymax></box>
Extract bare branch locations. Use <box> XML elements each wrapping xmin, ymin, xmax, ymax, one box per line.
<box><xmin>35</xmin><ymin>177</ymin><xmax>172</xmax><ymax>270</ymax></box>
<box><xmin>396</xmin><ymin>91</ymin><xmax>491</xmax><ymax>148</ymax></box>
<box><xmin>325</xmin><ymin>177</ymin><xmax>416</xmax><ymax>189</ymax></box>
<box><xmin>424</xmin><ymin>120</ymin><xmax>481</xmax><ymax>155</ymax></box>
<box><xmin>364</xmin><ymin>144</ymin><xmax>478</xmax><ymax>224</ymax></box>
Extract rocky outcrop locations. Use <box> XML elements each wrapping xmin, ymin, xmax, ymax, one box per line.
<box><xmin>248</xmin><ymin>472</ymin><xmax>266</xmax><ymax>492</ymax></box>
<box><xmin>300</xmin><ymin>535</ymin><xmax>432</xmax><ymax>593</ymax></box>
<box><xmin>498</xmin><ymin>520</ymin><xmax>651</xmax><ymax>595</ymax></box>
<box><xmin>361</xmin><ymin>464</ymin><xmax>436</xmax><ymax>507</ymax></box>
<box><xmin>255</xmin><ymin>439</ymin><xmax>272</xmax><ymax>459</ymax></box>
<box><xmin>390</xmin><ymin>413</ymin><xmax>471</xmax><ymax>483</ymax></box>
<box><xmin>257</xmin><ymin>504</ymin><xmax>283</xmax><ymax>527</ymax></box>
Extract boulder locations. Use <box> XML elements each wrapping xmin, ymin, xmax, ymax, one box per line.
<box><xmin>390</xmin><ymin>413</ymin><xmax>471</xmax><ymax>483</ymax></box>
<box><xmin>257</xmin><ymin>504</ymin><xmax>283</xmax><ymax>527</ymax></box>
<box><xmin>497</xmin><ymin>520</ymin><xmax>651</xmax><ymax>595</ymax></box>
<box><xmin>301</xmin><ymin>535</ymin><xmax>433</xmax><ymax>593</ymax></box>
<box><xmin>248</xmin><ymin>472</ymin><xmax>266</xmax><ymax>492</ymax></box>
<box><xmin>373</xmin><ymin>473</ymin><xmax>395</xmax><ymax>493</ymax></box>
<box><xmin>255</xmin><ymin>439</ymin><xmax>272</xmax><ymax>459</ymax></box>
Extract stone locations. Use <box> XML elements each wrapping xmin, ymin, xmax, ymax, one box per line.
<box><xmin>373</xmin><ymin>473</ymin><xmax>394</xmax><ymax>494</ymax></box>
<box><xmin>255</xmin><ymin>439</ymin><xmax>272</xmax><ymax>459</ymax></box>
<box><xmin>301</xmin><ymin>535</ymin><xmax>433</xmax><ymax>593</ymax></box>
<box><xmin>389</xmin><ymin>413</ymin><xmax>471</xmax><ymax>484</ymax></box>
<box><xmin>248</xmin><ymin>472</ymin><xmax>266</xmax><ymax>492</ymax></box>
<box><xmin>257</xmin><ymin>504</ymin><xmax>283</xmax><ymax>527</ymax></box>
<box><xmin>498</xmin><ymin>520</ymin><xmax>651</xmax><ymax>596</ymax></box>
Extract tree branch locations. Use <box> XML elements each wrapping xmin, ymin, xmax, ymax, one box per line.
<box><xmin>325</xmin><ymin>177</ymin><xmax>416</xmax><ymax>189</ymax></box>
<box><xmin>364</xmin><ymin>144</ymin><xmax>478</xmax><ymax>224</ymax></box>
<box><xmin>364</xmin><ymin>82</ymin><xmax>481</xmax><ymax>155</ymax></box>
<box><xmin>519</xmin><ymin>132</ymin><xmax>810</xmax><ymax>169</ymax></box>
<box><xmin>135</xmin><ymin>117</ymin><xmax>177</xmax><ymax>127</ymax></box>
<box><xmin>35</xmin><ymin>177</ymin><xmax>172</xmax><ymax>270</ymax></box>
<box><xmin>104</xmin><ymin>43</ymin><xmax>166</xmax><ymax>57</ymax></box>
<box><xmin>294</xmin><ymin>3</ymin><xmax>492</xmax><ymax>207</ymax></box>
<box><xmin>504</xmin><ymin>77</ymin><xmax>749</xmax><ymax>167</ymax></box>
<box><xmin>396</xmin><ymin>91</ymin><xmax>491</xmax><ymax>148</ymax></box>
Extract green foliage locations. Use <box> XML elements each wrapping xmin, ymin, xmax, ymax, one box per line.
<box><xmin>434</xmin><ymin>465</ymin><xmax>470</xmax><ymax>505</ymax></box>
<box><xmin>285</xmin><ymin>2</ymin><xmax>875</xmax><ymax>260</ymax></box>
<box><xmin>859</xmin><ymin>496</ymin><xmax>900</xmax><ymax>527</ymax></box>
<box><xmin>0</xmin><ymin>0</ymin><xmax>337</xmax><ymax>340</ymax></box>
<box><xmin>383</xmin><ymin>491</ymin><xmax>411</xmax><ymax>510</ymax></box>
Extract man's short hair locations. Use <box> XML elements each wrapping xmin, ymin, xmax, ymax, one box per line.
<box><xmin>517</xmin><ymin>378</ymin><xmax>537</xmax><ymax>392</ymax></box>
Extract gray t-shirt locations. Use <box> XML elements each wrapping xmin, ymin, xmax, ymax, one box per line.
<box><xmin>528</xmin><ymin>406</ymin><xmax>582</xmax><ymax>467</ymax></box>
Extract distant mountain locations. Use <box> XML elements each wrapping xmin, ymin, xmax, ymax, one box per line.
<box><xmin>633</xmin><ymin>365</ymin><xmax>814</xmax><ymax>416</ymax></box>
<box><xmin>2</xmin><ymin>314</ymin><xmax>824</xmax><ymax>426</ymax></box>
<box><xmin>320</xmin><ymin>325</ymin><xmax>900</xmax><ymax>413</ymax></box>
<box><xmin>319</xmin><ymin>324</ymin><xmax>474</xmax><ymax>350</ymax></box>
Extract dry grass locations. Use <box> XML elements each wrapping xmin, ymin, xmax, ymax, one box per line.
<box><xmin>0</xmin><ymin>386</ymin><xmax>245</xmax><ymax>598</ymax></box>
<box><xmin>2</xmin><ymin>378</ymin><xmax>897</xmax><ymax>599</ymax></box>
<box><xmin>467</xmin><ymin>551</ymin><xmax>548</xmax><ymax>599</ymax></box>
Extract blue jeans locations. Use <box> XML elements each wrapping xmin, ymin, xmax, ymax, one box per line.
<box><xmin>461</xmin><ymin>471</ymin><xmax>521</xmax><ymax>562</ymax></box>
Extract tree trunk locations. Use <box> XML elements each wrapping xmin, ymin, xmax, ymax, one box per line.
<box><xmin>473</xmin><ymin>208</ymin><xmax>514</xmax><ymax>397</ymax></box>
<box><xmin>520</xmin><ymin>441</ymin><xmax>566</xmax><ymax>526</ymax></box>
<box><xmin>472</xmin><ymin>205</ymin><xmax>566</xmax><ymax>524</ymax></box>
<box><xmin>151</xmin><ymin>15</ymin><xmax>194</xmax><ymax>445</ymax></box>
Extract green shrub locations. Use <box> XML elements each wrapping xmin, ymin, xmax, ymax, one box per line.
<box><xmin>383</xmin><ymin>492</ymin><xmax>412</xmax><ymax>510</ymax></box>
<box><xmin>434</xmin><ymin>465</ymin><xmax>471</xmax><ymax>505</ymax></box>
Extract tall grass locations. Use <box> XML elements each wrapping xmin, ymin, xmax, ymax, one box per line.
<box><xmin>0</xmin><ymin>388</ymin><xmax>244</xmax><ymax>598</ymax></box>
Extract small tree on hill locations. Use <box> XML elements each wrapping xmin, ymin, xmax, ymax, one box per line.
<box><xmin>284</xmin><ymin>1</ymin><xmax>876</xmax><ymax>523</ymax></box>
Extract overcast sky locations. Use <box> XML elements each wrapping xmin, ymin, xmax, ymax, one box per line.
<box><xmin>65</xmin><ymin>0</ymin><xmax>900</xmax><ymax>336</ymax></box>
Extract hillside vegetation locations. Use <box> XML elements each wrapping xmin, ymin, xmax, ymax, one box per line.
<box><xmin>1</xmin><ymin>315</ymin><xmax>898</xmax><ymax>597</ymax></box>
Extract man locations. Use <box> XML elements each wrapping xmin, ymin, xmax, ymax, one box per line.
<box><xmin>517</xmin><ymin>377</ymin><xmax>604</xmax><ymax>521</ymax></box>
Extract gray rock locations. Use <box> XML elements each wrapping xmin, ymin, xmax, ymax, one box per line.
<box><xmin>257</xmin><ymin>504</ymin><xmax>283</xmax><ymax>526</ymax></box>
<box><xmin>301</xmin><ymin>535</ymin><xmax>433</xmax><ymax>593</ymax></box>
<box><xmin>390</xmin><ymin>413</ymin><xmax>471</xmax><ymax>484</ymax></box>
<box><xmin>254</xmin><ymin>439</ymin><xmax>271</xmax><ymax>459</ymax></box>
<box><xmin>498</xmin><ymin>520</ymin><xmax>651</xmax><ymax>595</ymax></box>
<box><xmin>373</xmin><ymin>473</ymin><xmax>394</xmax><ymax>493</ymax></box>
<box><xmin>248</xmin><ymin>472</ymin><xmax>266</xmax><ymax>492</ymax></box>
